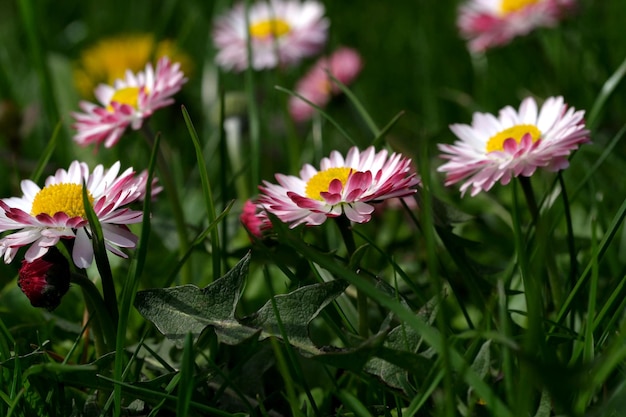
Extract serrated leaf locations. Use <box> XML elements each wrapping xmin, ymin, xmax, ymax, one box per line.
<box><xmin>363</xmin><ymin>293</ymin><xmax>441</xmax><ymax>394</ymax></box>
<box><xmin>136</xmin><ymin>253</ymin><xmax>348</xmax><ymax>355</ymax></box>
<box><xmin>364</xmin><ymin>323</ymin><xmax>428</xmax><ymax>394</ymax></box>
<box><xmin>313</xmin><ymin>330</ymin><xmax>388</xmax><ymax>373</ymax></box>
<box><xmin>135</xmin><ymin>253</ymin><xmax>256</xmax><ymax>347</ymax></box>
<box><xmin>467</xmin><ymin>340</ymin><xmax>492</xmax><ymax>403</ymax></box>
<box><xmin>242</xmin><ymin>279</ymin><xmax>348</xmax><ymax>355</ymax></box>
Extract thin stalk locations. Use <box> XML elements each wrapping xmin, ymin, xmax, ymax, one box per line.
<box><xmin>518</xmin><ymin>176</ymin><xmax>539</xmax><ymax>225</ymax></box>
<box><xmin>140</xmin><ymin>123</ymin><xmax>191</xmax><ymax>284</ymax></box>
<box><xmin>511</xmin><ymin>180</ymin><xmax>544</xmax><ymax>415</ymax></box>
<box><xmin>244</xmin><ymin>0</ymin><xmax>261</xmax><ymax>189</ymax></box>
<box><xmin>558</xmin><ymin>173</ymin><xmax>578</xmax><ymax>301</ymax></box>
<box><xmin>182</xmin><ymin>106</ymin><xmax>221</xmax><ymax>280</ymax></box>
<box><xmin>70</xmin><ymin>272</ymin><xmax>116</xmax><ymax>355</ymax></box>
<box><xmin>334</xmin><ymin>215</ymin><xmax>368</xmax><ymax>338</ymax></box>
<box><xmin>498</xmin><ymin>280</ymin><xmax>515</xmax><ymax>407</ymax></box>
<box><xmin>418</xmin><ymin>149</ymin><xmax>454</xmax><ymax>417</ymax></box>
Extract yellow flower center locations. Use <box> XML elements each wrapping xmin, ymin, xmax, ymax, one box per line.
<box><xmin>107</xmin><ymin>86</ymin><xmax>142</xmax><ymax>111</ymax></box>
<box><xmin>486</xmin><ymin>124</ymin><xmax>542</xmax><ymax>153</ymax></box>
<box><xmin>305</xmin><ymin>167</ymin><xmax>352</xmax><ymax>201</ymax></box>
<box><xmin>249</xmin><ymin>19</ymin><xmax>291</xmax><ymax>39</ymax></box>
<box><xmin>499</xmin><ymin>0</ymin><xmax>540</xmax><ymax>15</ymax></box>
<box><xmin>31</xmin><ymin>183</ymin><xmax>94</xmax><ymax>219</ymax></box>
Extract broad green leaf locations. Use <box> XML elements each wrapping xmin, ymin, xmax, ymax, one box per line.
<box><xmin>136</xmin><ymin>252</ymin><xmax>348</xmax><ymax>355</ymax></box>
<box><xmin>361</xmin><ymin>292</ymin><xmax>441</xmax><ymax>393</ymax></box>
<box><xmin>135</xmin><ymin>253</ymin><xmax>256</xmax><ymax>347</ymax></box>
<box><xmin>242</xmin><ymin>279</ymin><xmax>348</xmax><ymax>356</ymax></box>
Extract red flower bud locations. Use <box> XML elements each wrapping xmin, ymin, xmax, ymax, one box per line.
<box><xmin>18</xmin><ymin>247</ymin><xmax>70</xmax><ymax>311</ymax></box>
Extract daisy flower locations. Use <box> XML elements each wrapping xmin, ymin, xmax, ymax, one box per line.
<box><xmin>0</xmin><ymin>160</ymin><xmax>158</xmax><ymax>268</ymax></box>
<box><xmin>289</xmin><ymin>46</ymin><xmax>363</xmax><ymax>122</ymax></box>
<box><xmin>437</xmin><ymin>96</ymin><xmax>589</xmax><ymax>197</ymax></box>
<box><xmin>458</xmin><ymin>0</ymin><xmax>576</xmax><ymax>53</ymax></box>
<box><xmin>74</xmin><ymin>33</ymin><xmax>192</xmax><ymax>98</ymax></box>
<box><xmin>259</xmin><ymin>146</ymin><xmax>419</xmax><ymax>227</ymax></box>
<box><xmin>212</xmin><ymin>0</ymin><xmax>329</xmax><ymax>72</ymax></box>
<box><xmin>72</xmin><ymin>56</ymin><xmax>187</xmax><ymax>148</ymax></box>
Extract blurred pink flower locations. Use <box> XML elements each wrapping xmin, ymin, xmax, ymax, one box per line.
<box><xmin>213</xmin><ymin>0</ymin><xmax>329</xmax><ymax>72</ymax></box>
<box><xmin>240</xmin><ymin>198</ymin><xmax>272</xmax><ymax>238</ymax></box>
<box><xmin>458</xmin><ymin>0</ymin><xmax>576</xmax><ymax>53</ymax></box>
<box><xmin>72</xmin><ymin>57</ymin><xmax>187</xmax><ymax>148</ymax></box>
<box><xmin>289</xmin><ymin>47</ymin><xmax>363</xmax><ymax>122</ymax></box>
<box><xmin>259</xmin><ymin>146</ymin><xmax>419</xmax><ymax>227</ymax></box>
<box><xmin>437</xmin><ymin>96</ymin><xmax>589</xmax><ymax>197</ymax></box>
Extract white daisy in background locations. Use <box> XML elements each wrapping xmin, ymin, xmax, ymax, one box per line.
<box><xmin>437</xmin><ymin>96</ymin><xmax>590</xmax><ymax>197</ymax></box>
<box><xmin>258</xmin><ymin>146</ymin><xmax>419</xmax><ymax>227</ymax></box>
<box><xmin>212</xmin><ymin>0</ymin><xmax>329</xmax><ymax>72</ymax></box>
<box><xmin>72</xmin><ymin>56</ymin><xmax>187</xmax><ymax>148</ymax></box>
<box><xmin>457</xmin><ymin>0</ymin><xmax>576</xmax><ymax>53</ymax></box>
<box><xmin>0</xmin><ymin>161</ymin><xmax>159</xmax><ymax>268</ymax></box>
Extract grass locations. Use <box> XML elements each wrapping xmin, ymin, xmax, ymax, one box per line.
<box><xmin>1</xmin><ymin>0</ymin><xmax>626</xmax><ymax>416</ymax></box>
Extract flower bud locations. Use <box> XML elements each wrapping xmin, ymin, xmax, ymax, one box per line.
<box><xmin>240</xmin><ymin>199</ymin><xmax>272</xmax><ymax>240</ymax></box>
<box><xmin>18</xmin><ymin>247</ymin><xmax>70</xmax><ymax>311</ymax></box>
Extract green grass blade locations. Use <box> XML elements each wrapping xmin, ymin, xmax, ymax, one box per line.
<box><xmin>327</xmin><ymin>71</ymin><xmax>380</xmax><ymax>137</ymax></box>
<box><xmin>552</xmin><ymin>196</ymin><xmax>626</xmax><ymax>331</ymax></box>
<box><xmin>113</xmin><ymin>130</ymin><xmax>160</xmax><ymax>417</ymax></box>
<box><xmin>571</xmin><ymin>122</ymin><xmax>626</xmax><ymax>202</ymax></box>
<box><xmin>177</xmin><ymin>333</ymin><xmax>195</xmax><ymax>417</ymax></box>
<box><xmin>29</xmin><ymin>119</ymin><xmax>61</xmax><ymax>183</ymax></box>
<box><xmin>587</xmin><ymin>53</ymin><xmax>626</xmax><ymax>130</ymax></box>
<box><xmin>275</xmin><ymin>85</ymin><xmax>358</xmax><ymax>146</ymax></box>
<box><xmin>372</xmin><ymin>110</ymin><xmax>406</xmax><ymax>148</ymax></box>
<box><xmin>181</xmin><ymin>105</ymin><xmax>221</xmax><ymax>279</ymax></box>
<box><xmin>82</xmin><ymin>180</ymin><xmax>117</xmax><ymax>326</ymax></box>
<box><xmin>17</xmin><ymin>0</ymin><xmax>60</xmax><ymax>129</ymax></box>
<box><xmin>272</xmin><ymin>220</ymin><xmax>513</xmax><ymax>417</ymax></box>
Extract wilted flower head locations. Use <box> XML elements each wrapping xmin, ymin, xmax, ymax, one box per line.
<box><xmin>240</xmin><ymin>199</ymin><xmax>272</xmax><ymax>238</ymax></box>
<box><xmin>0</xmin><ymin>161</ymin><xmax>158</xmax><ymax>268</ymax></box>
<box><xmin>437</xmin><ymin>96</ymin><xmax>589</xmax><ymax>196</ymax></box>
<box><xmin>212</xmin><ymin>0</ymin><xmax>329</xmax><ymax>72</ymax></box>
<box><xmin>72</xmin><ymin>56</ymin><xmax>187</xmax><ymax>148</ymax></box>
<box><xmin>18</xmin><ymin>247</ymin><xmax>70</xmax><ymax>311</ymax></box>
<box><xmin>259</xmin><ymin>146</ymin><xmax>419</xmax><ymax>227</ymax></box>
<box><xmin>289</xmin><ymin>47</ymin><xmax>363</xmax><ymax>122</ymax></box>
<box><xmin>457</xmin><ymin>0</ymin><xmax>576</xmax><ymax>53</ymax></box>
<box><xmin>74</xmin><ymin>33</ymin><xmax>192</xmax><ymax>98</ymax></box>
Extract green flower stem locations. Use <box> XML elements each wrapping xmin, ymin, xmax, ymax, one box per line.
<box><xmin>558</xmin><ymin>173</ymin><xmax>578</xmax><ymax>293</ymax></box>
<box><xmin>140</xmin><ymin>123</ymin><xmax>191</xmax><ymax>284</ymax></box>
<box><xmin>70</xmin><ymin>272</ymin><xmax>116</xmax><ymax>355</ymax></box>
<box><xmin>334</xmin><ymin>215</ymin><xmax>369</xmax><ymax>338</ymax></box>
<box><xmin>511</xmin><ymin>181</ymin><xmax>546</xmax><ymax>416</ymax></box>
<box><xmin>519</xmin><ymin>176</ymin><xmax>563</xmax><ymax>307</ymax></box>
<box><xmin>519</xmin><ymin>176</ymin><xmax>539</xmax><ymax>225</ymax></box>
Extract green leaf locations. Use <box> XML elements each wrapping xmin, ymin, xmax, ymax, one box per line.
<box><xmin>362</xmin><ymin>294</ymin><xmax>440</xmax><ymax>394</ymax></box>
<box><xmin>136</xmin><ymin>252</ymin><xmax>348</xmax><ymax>356</ymax></box>
<box><xmin>242</xmin><ymin>279</ymin><xmax>348</xmax><ymax>356</ymax></box>
<box><xmin>135</xmin><ymin>252</ymin><xmax>256</xmax><ymax>348</ymax></box>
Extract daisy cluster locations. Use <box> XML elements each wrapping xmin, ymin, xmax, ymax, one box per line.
<box><xmin>6</xmin><ymin>0</ymin><xmax>589</xmax><ymax>312</ymax></box>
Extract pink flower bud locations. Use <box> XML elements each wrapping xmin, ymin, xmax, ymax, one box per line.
<box><xmin>18</xmin><ymin>247</ymin><xmax>70</xmax><ymax>311</ymax></box>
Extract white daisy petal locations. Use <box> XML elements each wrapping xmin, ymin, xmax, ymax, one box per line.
<box><xmin>259</xmin><ymin>146</ymin><xmax>419</xmax><ymax>227</ymax></box>
<box><xmin>0</xmin><ymin>160</ymin><xmax>160</xmax><ymax>268</ymax></box>
<box><xmin>72</xmin><ymin>57</ymin><xmax>187</xmax><ymax>148</ymax></box>
<box><xmin>438</xmin><ymin>96</ymin><xmax>590</xmax><ymax>197</ymax></box>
